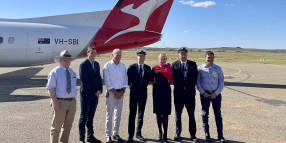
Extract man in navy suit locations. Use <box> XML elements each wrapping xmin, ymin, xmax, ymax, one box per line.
<box><xmin>172</xmin><ymin>47</ymin><xmax>198</xmax><ymax>142</ymax></box>
<box><xmin>125</xmin><ymin>49</ymin><xmax>153</xmax><ymax>143</ymax></box>
<box><xmin>79</xmin><ymin>47</ymin><xmax>103</xmax><ymax>143</ymax></box>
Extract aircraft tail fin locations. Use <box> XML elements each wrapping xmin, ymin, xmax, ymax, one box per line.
<box><xmin>89</xmin><ymin>0</ymin><xmax>174</xmax><ymax>54</ymax></box>
<box><xmin>102</xmin><ymin>0</ymin><xmax>173</xmax><ymax>33</ymax></box>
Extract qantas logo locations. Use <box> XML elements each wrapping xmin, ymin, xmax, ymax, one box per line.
<box><xmin>104</xmin><ymin>0</ymin><xmax>168</xmax><ymax>44</ymax></box>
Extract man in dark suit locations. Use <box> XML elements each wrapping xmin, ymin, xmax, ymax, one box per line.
<box><xmin>79</xmin><ymin>47</ymin><xmax>102</xmax><ymax>143</ymax></box>
<box><xmin>172</xmin><ymin>47</ymin><xmax>198</xmax><ymax>142</ymax></box>
<box><xmin>125</xmin><ymin>49</ymin><xmax>153</xmax><ymax>143</ymax></box>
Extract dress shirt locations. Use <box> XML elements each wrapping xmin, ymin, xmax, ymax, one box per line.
<box><xmin>89</xmin><ymin>59</ymin><xmax>95</xmax><ymax>69</ymax></box>
<box><xmin>103</xmin><ymin>60</ymin><xmax>128</xmax><ymax>90</ymax></box>
<box><xmin>46</xmin><ymin>64</ymin><xmax>77</xmax><ymax>98</ymax></box>
<box><xmin>137</xmin><ymin>63</ymin><xmax>145</xmax><ymax>78</ymax></box>
<box><xmin>197</xmin><ymin>63</ymin><xmax>224</xmax><ymax>95</ymax></box>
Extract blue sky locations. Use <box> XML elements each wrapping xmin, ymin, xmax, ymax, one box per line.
<box><xmin>0</xmin><ymin>0</ymin><xmax>285</xmax><ymax>49</ymax></box>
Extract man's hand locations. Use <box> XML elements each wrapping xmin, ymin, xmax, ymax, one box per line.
<box><xmin>95</xmin><ymin>90</ymin><xmax>102</xmax><ymax>97</ymax></box>
<box><xmin>53</xmin><ymin>101</ymin><xmax>60</xmax><ymax>111</ymax></box>
<box><xmin>210</xmin><ymin>93</ymin><xmax>218</xmax><ymax>99</ymax></box>
<box><xmin>116</xmin><ymin>91</ymin><xmax>124</xmax><ymax>100</ymax></box>
<box><xmin>202</xmin><ymin>92</ymin><xmax>210</xmax><ymax>98</ymax></box>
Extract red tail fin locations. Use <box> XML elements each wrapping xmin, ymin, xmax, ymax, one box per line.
<box><xmin>90</xmin><ymin>0</ymin><xmax>174</xmax><ymax>54</ymax></box>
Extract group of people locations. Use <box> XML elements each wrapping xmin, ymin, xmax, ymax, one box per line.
<box><xmin>46</xmin><ymin>47</ymin><xmax>226</xmax><ymax>143</ymax></box>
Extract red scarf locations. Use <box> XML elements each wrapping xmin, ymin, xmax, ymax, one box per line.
<box><xmin>154</xmin><ymin>63</ymin><xmax>173</xmax><ymax>84</ymax></box>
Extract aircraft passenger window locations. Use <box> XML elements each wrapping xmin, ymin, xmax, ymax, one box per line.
<box><xmin>0</xmin><ymin>37</ymin><xmax>3</xmax><ymax>44</ymax></box>
<box><xmin>8</xmin><ymin>37</ymin><xmax>14</xmax><ymax>44</ymax></box>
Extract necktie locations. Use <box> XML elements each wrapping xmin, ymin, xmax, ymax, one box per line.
<box><xmin>182</xmin><ymin>63</ymin><xmax>187</xmax><ymax>77</ymax></box>
<box><xmin>182</xmin><ymin>63</ymin><xmax>185</xmax><ymax>72</ymax></box>
<box><xmin>66</xmin><ymin>69</ymin><xmax>71</xmax><ymax>93</ymax></box>
<box><xmin>140</xmin><ymin>65</ymin><xmax>143</xmax><ymax>79</ymax></box>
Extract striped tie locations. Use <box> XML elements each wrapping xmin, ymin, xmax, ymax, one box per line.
<box><xmin>66</xmin><ymin>69</ymin><xmax>71</xmax><ymax>93</ymax></box>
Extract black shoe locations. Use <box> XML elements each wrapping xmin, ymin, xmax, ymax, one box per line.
<box><xmin>158</xmin><ymin>132</ymin><xmax>163</xmax><ymax>141</ymax></box>
<box><xmin>205</xmin><ymin>132</ymin><xmax>211</xmax><ymax>142</ymax></box>
<box><xmin>173</xmin><ymin>134</ymin><xmax>180</xmax><ymax>141</ymax></box>
<box><xmin>124</xmin><ymin>138</ymin><xmax>133</xmax><ymax>143</ymax></box>
<box><xmin>190</xmin><ymin>136</ymin><xmax>197</xmax><ymax>142</ymax></box>
<box><xmin>106</xmin><ymin>137</ymin><xmax>112</xmax><ymax>143</ymax></box>
<box><xmin>87</xmin><ymin>136</ymin><xmax>101</xmax><ymax>143</ymax></box>
<box><xmin>218</xmin><ymin>137</ymin><xmax>226</xmax><ymax>143</ymax></box>
<box><xmin>163</xmin><ymin>133</ymin><xmax>168</xmax><ymax>143</ymax></box>
<box><xmin>113</xmin><ymin>135</ymin><xmax>125</xmax><ymax>142</ymax></box>
<box><xmin>136</xmin><ymin>134</ymin><xmax>146</xmax><ymax>141</ymax></box>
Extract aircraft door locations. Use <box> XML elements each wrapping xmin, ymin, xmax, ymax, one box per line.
<box><xmin>27</xmin><ymin>32</ymin><xmax>53</xmax><ymax>64</ymax></box>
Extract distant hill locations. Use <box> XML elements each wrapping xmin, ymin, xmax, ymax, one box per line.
<box><xmin>129</xmin><ymin>47</ymin><xmax>286</xmax><ymax>53</ymax></box>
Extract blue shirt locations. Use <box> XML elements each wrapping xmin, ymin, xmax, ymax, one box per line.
<box><xmin>197</xmin><ymin>63</ymin><xmax>224</xmax><ymax>95</ymax></box>
<box><xmin>46</xmin><ymin>64</ymin><xmax>77</xmax><ymax>98</ymax></box>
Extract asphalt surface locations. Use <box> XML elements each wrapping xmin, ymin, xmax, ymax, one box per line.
<box><xmin>0</xmin><ymin>59</ymin><xmax>285</xmax><ymax>143</ymax></box>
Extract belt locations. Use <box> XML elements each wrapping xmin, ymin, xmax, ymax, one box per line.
<box><xmin>204</xmin><ymin>90</ymin><xmax>215</xmax><ymax>94</ymax></box>
<box><xmin>115</xmin><ymin>88</ymin><xmax>124</xmax><ymax>92</ymax></box>
<box><xmin>57</xmin><ymin>98</ymin><xmax>75</xmax><ymax>100</ymax></box>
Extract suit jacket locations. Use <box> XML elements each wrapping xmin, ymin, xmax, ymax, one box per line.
<box><xmin>172</xmin><ymin>60</ymin><xmax>198</xmax><ymax>96</ymax></box>
<box><xmin>79</xmin><ymin>59</ymin><xmax>103</xmax><ymax>97</ymax></box>
<box><xmin>127</xmin><ymin>63</ymin><xmax>153</xmax><ymax>92</ymax></box>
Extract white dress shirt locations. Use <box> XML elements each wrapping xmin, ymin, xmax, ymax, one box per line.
<box><xmin>103</xmin><ymin>60</ymin><xmax>128</xmax><ymax>90</ymax></box>
<box><xmin>46</xmin><ymin>64</ymin><xmax>77</xmax><ymax>98</ymax></box>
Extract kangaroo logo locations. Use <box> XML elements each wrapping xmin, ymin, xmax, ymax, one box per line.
<box><xmin>105</xmin><ymin>0</ymin><xmax>168</xmax><ymax>44</ymax></box>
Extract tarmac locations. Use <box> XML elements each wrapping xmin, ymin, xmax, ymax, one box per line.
<box><xmin>0</xmin><ymin>59</ymin><xmax>285</xmax><ymax>143</ymax></box>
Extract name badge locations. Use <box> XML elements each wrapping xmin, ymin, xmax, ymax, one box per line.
<box><xmin>212</xmin><ymin>72</ymin><xmax>217</xmax><ymax>77</ymax></box>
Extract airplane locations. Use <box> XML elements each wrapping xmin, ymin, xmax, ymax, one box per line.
<box><xmin>0</xmin><ymin>0</ymin><xmax>174</xmax><ymax>67</ymax></box>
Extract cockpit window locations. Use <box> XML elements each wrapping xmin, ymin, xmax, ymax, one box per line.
<box><xmin>0</xmin><ymin>37</ymin><xmax>3</xmax><ymax>44</ymax></box>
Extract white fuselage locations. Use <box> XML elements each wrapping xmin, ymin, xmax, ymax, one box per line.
<box><xmin>0</xmin><ymin>11</ymin><xmax>109</xmax><ymax>67</ymax></box>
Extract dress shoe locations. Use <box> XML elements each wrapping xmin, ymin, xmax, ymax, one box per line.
<box><xmin>106</xmin><ymin>137</ymin><xmax>112</xmax><ymax>143</ymax></box>
<box><xmin>218</xmin><ymin>137</ymin><xmax>227</xmax><ymax>143</ymax></box>
<box><xmin>190</xmin><ymin>136</ymin><xmax>197</xmax><ymax>142</ymax></box>
<box><xmin>124</xmin><ymin>138</ymin><xmax>133</xmax><ymax>143</ymax></box>
<box><xmin>173</xmin><ymin>134</ymin><xmax>180</xmax><ymax>141</ymax></box>
<box><xmin>205</xmin><ymin>133</ymin><xmax>211</xmax><ymax>142</ymax></box>
<box><xmin>158</xmin><ymin>132</ymin><xmax>163</xmax><ymax>141</ymax></box>
<box><xmin>113</xmin><ymin>135</ymin><xmax>125</xmax><ymax>142</ymax></box>
<box><xmin>163</xmin><ymin>133</ymin><xmax>168</xmax><ymax>143</ymax></box>
<box><xmin>136</xmin><ymin>134</ymin><xmax>146</xmax><ymax>141</ymax></box>
<box><xmin>87</xmin><ymin>136</ymin><xmax>101</xmax><ymax>143</ymax></box>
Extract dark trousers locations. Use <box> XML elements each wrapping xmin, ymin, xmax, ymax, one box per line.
<box><xmin>79</xmin><ymin>95</ymin><xmax>98</xmax><ymax>141</ymax></box>
<box><xmin>174</xmin><ymin>90</ymin><xmax>196</xmax><ymax>137</ymax></box>
<box><xmin>156</xmin><ymin>114</ymin><xmax>168</xmax><ymax>142</ymax></box>
<box><xmin>128</xmin><ymin>89</ymin><xmax>147</xmax><ymax>139</ymax></box>
<box><xmin>200</xmin><ymin>93</ymin><xmax>223</xmax><ymax>138</ymax></box>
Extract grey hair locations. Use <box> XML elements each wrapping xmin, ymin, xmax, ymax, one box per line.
<box><xmin>112</xmin><ymin>48</ymin><xmax>121</xmax><ymax>54</ymax></box>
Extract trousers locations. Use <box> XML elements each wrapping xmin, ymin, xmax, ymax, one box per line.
<box><xmin>79</xmin><ymin>94</ymin><xmax>99</xmax><ymax>140</ymax></box>
<box><xmin>50</xmin><ymin>99</ymin><xmax>76</xmax><ymax>143</ymax></box>
<box><xmin>105</xmin><ymin>91</ymin><xmax>124</xmax><ymax>137</ymax></box>
<box><xmin>127</xmin><ymin>88</ymin><xmax>147</xmax><ymax>139</ymax></box>
<box><xmin>200</xmin><ymin>93</ymin><xmax>223</xmax><ymax>138</ymax></box>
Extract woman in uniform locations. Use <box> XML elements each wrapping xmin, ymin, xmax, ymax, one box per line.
<box><xmin>151</xmin><ymin>53</ymin><xmax>173</xmax><ymax>143</ymax></box>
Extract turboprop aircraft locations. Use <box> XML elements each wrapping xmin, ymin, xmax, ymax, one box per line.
<box><xmin>0</xmin><ymin>0</ymin><xmax>174</xmax><ymax>67</ymax></box>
